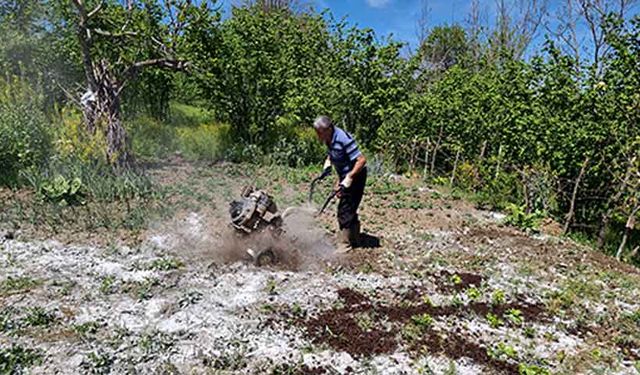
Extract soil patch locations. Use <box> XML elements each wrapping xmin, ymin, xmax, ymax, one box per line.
<box><xmin>410</xmin><ymin>331</ymin><xmax>520</xmax><ymax>375</ymax></box>
<box><xmin>435</xmin><ymin>270</ymin><xmax>484</xmax><ymax>292</ymax></box>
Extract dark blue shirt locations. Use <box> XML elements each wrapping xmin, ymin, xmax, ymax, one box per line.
<box><xmin>328</xmin><ymin>126</ymin><xmax>361</xmax><ymax>179</ymax></box>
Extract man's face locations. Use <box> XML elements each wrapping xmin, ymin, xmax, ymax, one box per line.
<box><xmin>315</xmin><ymin>127</ymin><xmax>332</xmax><ymax>144</ymax></box>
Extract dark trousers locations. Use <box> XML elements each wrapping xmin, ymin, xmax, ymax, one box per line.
<box><xmin>338</xmin><ymin>167</ymin><xmax>367</xmax><ymax>230</ymax></box>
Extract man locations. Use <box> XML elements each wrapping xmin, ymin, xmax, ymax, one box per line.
<box><xmin>313</xmin><ymin>115</ymin><xmax>367</xmax><ymax>253</ymax></box>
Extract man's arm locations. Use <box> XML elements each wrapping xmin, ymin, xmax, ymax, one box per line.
<box><xmin>338</xmin><ymin>154</ymin><xmax>366</xmax><ymax>192</ymax></box>
<box><xmin>348</xmin><ymin>154</ymin><xmax>366</xmax><ymax>178</ymax></box>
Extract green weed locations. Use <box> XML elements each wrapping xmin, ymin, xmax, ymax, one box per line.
<box><xmin>74</xmin><ymin>321</ymin><xmax>101</xmax><ymax>337</ymax></box>
<box><xmin>518</xmin><ymin>363</ymin><xmax>551</xmax><ymax>375</ymax></box>
<box><xmin>0</xmin><ymin>276</ymin><xmax>40</xmax><ymax>296</ymax></box>
<box><xmin>503</xmin><ymin>204</ymin><xmax>543</xmax><ymax>232</ymax></box>
<box><xmin>149</xmin><ymin>257</ymin><xmax>184</xmax><ymax>271</ymax></box>
<box><xmin>486</xmin><ymin>313</ymin><xmax>504</xmax><ymax>328</ymax></box>
<box><xmin>24</xmin><ymin>307</ymin><xmax>56</xmax><ymax>327</ymax></box>
<box><xmin>491</xmin><ymin>289</ymin><xmax>506</xmax><ymax>305</ymax></box>
<box><xmin>505</xmin><ymin>309</ymin><xmax>524</xmax><ymax>326</ymax></box>
<box><xmin>0</xmin><ymin>345</ymin><xmax>42</xmax><ymax>373</ymax></box>
<box><xmin>99</xmin><ymin>276</ymin><xmax>116</xmax><ymax>295</ymax></box>
<box><xmin>82</xmin><ymin>350</ymin><xmax>113</xmax><ymax>374</ymax></box>
<box><xmin>411</xmin><ymin>313</ymin><xmax>434</xmax><ymax>328</ymax></box>
<box><xmin>488</xmin><ymin>342</ymin><xmax>518</xmax><ymax>360</ymax></box>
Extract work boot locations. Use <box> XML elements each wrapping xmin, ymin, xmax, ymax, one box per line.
<box><xmin>336</xmin><ymin>228</ymin><xmax>352</xmax><ymax>253</ymax></box>
<box><xmin>349</xmin><ymin>220</ymin><xmax>361</xmax><ymax>247</ymax></box>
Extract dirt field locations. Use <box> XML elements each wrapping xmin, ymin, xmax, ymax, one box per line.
<box><xmin>1</xmin><ymin>160</ymin><xmax>640</xmax><ymax>374</ymax></box>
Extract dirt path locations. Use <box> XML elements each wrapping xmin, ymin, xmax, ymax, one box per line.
<box><xmin>1</xmin><ymin>161</ymin><xmax>639</xmax><ymax>374</ymax></box>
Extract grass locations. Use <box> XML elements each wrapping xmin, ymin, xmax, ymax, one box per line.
<box><xmin>0</xmin><ymin>276</ymin><xmax>41</xmax><ymax>296</ymax></box>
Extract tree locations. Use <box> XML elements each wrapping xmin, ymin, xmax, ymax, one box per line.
<box><xmin>418</xmin><ymin>25</ymin><xmax>470</xmax><ymax>73</ymax></box>
<box><xmin>63</xmin><ymin>0</ymin><xmax>219</xmax><ymax>168</ymax></box>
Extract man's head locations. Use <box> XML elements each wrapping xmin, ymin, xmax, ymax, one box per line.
<box><xmin>313</xmin><ymin>115</ymin><xmax>333</xmax><ymax>144</ymax></box>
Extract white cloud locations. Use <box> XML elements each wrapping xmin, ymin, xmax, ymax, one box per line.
<box><xmin>366</xmin><ymin>0</ymin><xmax>391</xmax><ymax>8</ymax></box>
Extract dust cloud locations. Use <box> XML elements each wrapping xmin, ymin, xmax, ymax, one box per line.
<box><xmin>149</xmin><ymin>204</ymin><xmax>336</xmax><ymax>271</ymax></box>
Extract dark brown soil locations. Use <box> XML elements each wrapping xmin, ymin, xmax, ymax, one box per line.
<box><xmin>294</xmin><ymin>287</ymin><xmax>546</xmax><ymax>372</ymax></box>
<box><xmin>435</xmin><ymin>270</ymin><xmax>484</xmax><ymax>292</ymax></box>
<box><xmin>303</xmin><ymin>309</ymin><xmax>398</xmax><ymax>358</ymax></box>
<box><xmin>410</xmin><ymin>331</ymin><xmax>520</xmax><ymax>375</ymax></box>
<box><xmin>336</xmin><ymin>288</ymin><xmax>371</xmax><ymax>306</ymax></box>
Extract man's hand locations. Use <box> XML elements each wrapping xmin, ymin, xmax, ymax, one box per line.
<box><xmin>322</xmin><ymin>158</ymin><xmax>332</xmax><ymax>173</ymax></box>
<box><xmin>340</xmin><ymin>174</ymin><xmax>353</xmax><ymax>189</ymax></box>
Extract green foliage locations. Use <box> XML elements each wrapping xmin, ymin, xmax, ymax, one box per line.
<box><xmin>24</xmin><ymin>307</ymin><xmax>56</xmax><ymax>327</ymax></box>
<box><xmin>0</xmin><ymin>77</ymin><xmax>51</xmax><ymax>187</ymax></box>
<box><xmin>177</xmin><ymin>123</ymin><xmax>232</xmax><ymax>162</ymax></box>
<box><xmin>22</xmin><ymin>156</ymin><xmax>155</xmax><ymax>203</ymax></box>
<box><xmin>505</xmin><ymin>308</ymin><xmax>524</xmax><ymax>326</ymax></box>
<box><xmin>518</xmin><ymin>363</ymin><xmax>551</xmax><ymax>375</ymax></box>
<box><xmin>504</xmin><ymin>204</ymin><xmax>544</xmax><ymax>232</ymax></box>
<box><xmin>491</xmin><ymin>289</ymin><xmax>506</xmax><ymax>305</ymax></box>
<box><xmin>411</xmin><ymin>313</ymin><xmax>434</xmax><ymax>328</ymax></box>
<box><xmin>0</xmin><ymin>345</ymin><xmax>42</xmax><ymax>374</ymax></box>
<box><xmin>488</xmin><ymin>342</ymin><xmax>518</xmax><ymax>360</ymax></box>
<box><xmin>40</xmin><ymin>175</ymin><xmax>85</xmax><ymax>205</ymax></box>
<box><xmin>0</xmin><ymin>277</ymin><xmax>40</xmax><ymax>296</ymax></box>
<box><xmin>486</xmin><ymin>312</ymin><xmax>504</xmax><ymax>328</ymax></box>
<box><xmin>149</xmin><ymin>257</ymin><xmax>183</xmax><ymax>271</ymax></box>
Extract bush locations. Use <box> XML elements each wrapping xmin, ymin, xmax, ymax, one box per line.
<box><xmin>0</xmin><ymin>78</ymin><xmax>51</xmax><ymax>187</ymax></box>
<box><xmin>267</xmin><ymin>127</ymin><xmax>324</xmax><ymax>167</ymax></box>
<box><xmin>54</xmin><ymin>107</ymin><xmax>108</xmax><ymax>162</ymax></box>
<box><xmin>40</xmin><ymin>175</ymin><xmax>85</xmax><ymax>205</ymax></box>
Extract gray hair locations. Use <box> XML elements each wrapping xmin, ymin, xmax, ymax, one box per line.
<box><xmin>313</xmin><ymin>115</ymin><xmax>333</xmax><ymax>130</ymax></box>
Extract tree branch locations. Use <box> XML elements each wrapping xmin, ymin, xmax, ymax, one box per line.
<box><xmin>87</xmin><ymin>1</ymin><xmax>104</xmax><ymax>19</ymax></box>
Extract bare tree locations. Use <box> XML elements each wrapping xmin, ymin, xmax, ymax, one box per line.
<box><xmin>548</xmin><ymin>0</ymin><xmax>638</xmax><ymax>71</ymax></box>
<box><xmin>466</xmin><ymin>0</ymin><xmax>484</xmax><ymax>65</ymax></box>
<box><xmin>490</xmin><ymin>0</ymin><xmax>548</xmax><ymax>59</ymax></box>
<box><xmin>416</xmin><ymin>0</ymin><xmax>431</xmax><ymax>47</ymax></box>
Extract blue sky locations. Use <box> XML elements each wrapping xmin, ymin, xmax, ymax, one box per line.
<box><xmin>312</xmin><ymin>0</ymin><xmax>471</xmax><ymax>49</ymax></box>
<box><xmin>220</xmin><ymin>0</ymin><xmax>476</xmax><ymax>51</ymax></box>
<box><xmin>220</xmin><ymin>0</ymin><xmax>640</xmax><ymax>58</ymax></box>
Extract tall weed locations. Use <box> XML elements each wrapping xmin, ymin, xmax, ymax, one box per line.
<box><xmin>0</xmin><ymin>77</ymin><xmax>51</xmax><ymax>187</ymax></box>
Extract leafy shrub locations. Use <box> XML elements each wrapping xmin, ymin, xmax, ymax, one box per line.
<box><xmin>504</xmin><ymin>204</ymin><xmax>544</xmax><ymax>232</ymax></box>
<box><xmin>473</xmin><ymin>170</ymin><xmax>522</xmax><ymax>211</ymax></box>
<box><xmin>267</xmin><ymin>127</ymin><xmax>324</xmax><ymax>167</ymax></box>
<box><xmin>54</xmin><ymin>108</ymin><xmax>107</xmax><ymax>163</ymax></box>
<box><xmin>0</xmin><ymin>77</ymin><xmax>51</xmax><ymax>187</ymax></box>
<box><xmin>40</xmin><ymin>175</ymin><xmax>85</xmax><ymax>205</ymax></box>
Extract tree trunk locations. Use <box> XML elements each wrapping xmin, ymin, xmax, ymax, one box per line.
<box><xmin>616</xmin><ymin>205</ymin><xmax>639</xmax><ymax>260</ymax></box>
<box><xmin>430</xmin><ymin>127</ymin><xmax>443</xmax><ymax>175</ymax></box>
<box><xmin>450</xmin><ymin>149</ymin><xmax>460</xmax><ymax>186</ymax></box>
<box><xmin>495</xmin><ymin>144</ymin><xmax>503</xmax><ymax>180</ymax></box>
<box><xmin>563</xmin><ymin>156</ymin><xmax>590</xmax><ymax>235</ymax></box>
<box><xmin>597</xmin><ymin>166</ymin><xmax>633</xmax><ymax>249</ymax></box>
<box><xmin>85</xmin><ymin>61</ymin><xmax>133</xmax><ymax>169</ymax></box>
<box><xmin>423</xmin><ymin>141</ymin><xmax>429</xmax><ymax>179</ymax></box>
